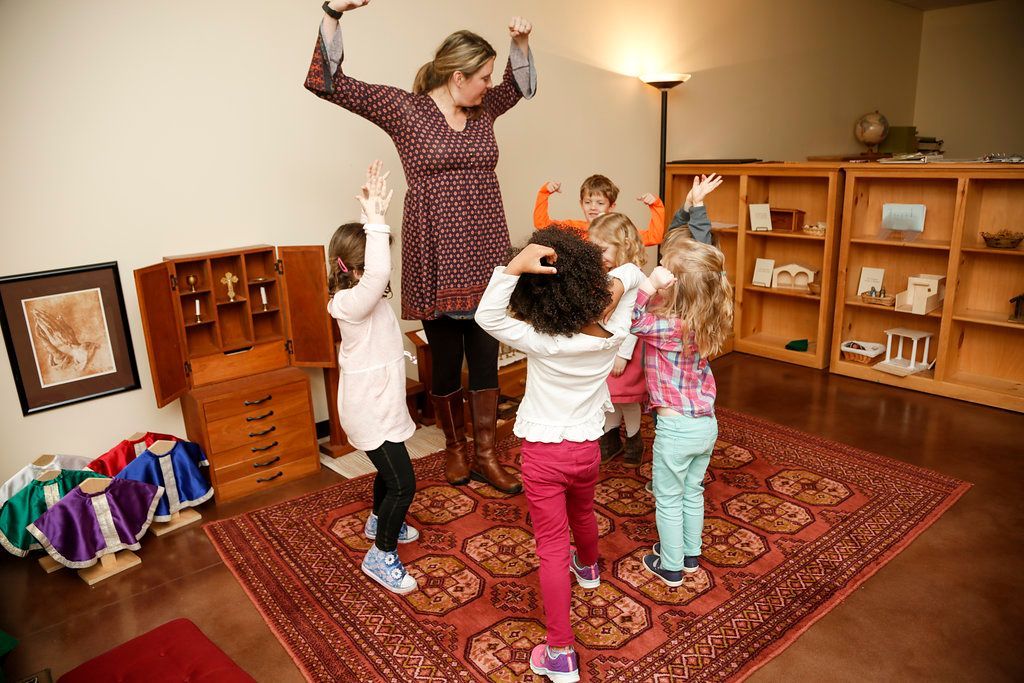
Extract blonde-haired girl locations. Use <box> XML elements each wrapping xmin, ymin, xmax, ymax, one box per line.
<box><xmin>588</xmin><ymin>213</ymin><xmax>648</xmax><ymax>467</ymax></box>
<box><xmin>630</xmin><ymin>239</ymin><xmax>733</xmax><ymax>585</ymax></box>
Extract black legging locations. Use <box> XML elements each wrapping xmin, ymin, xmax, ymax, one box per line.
<box><xmin>365</xmin><ymin>440</ymin><xmax>416</xmax><ymax>552</ymax></box>
<box><xmin>421</xmin><ymin>317</ymin><xmax>498</xmax><ymax>395</ymax></box>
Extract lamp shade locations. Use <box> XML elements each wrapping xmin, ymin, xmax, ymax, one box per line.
<box><xmin>640</xmin><ymin>73</ymin><xmax>691</xmax><ymax>90</ymax></box>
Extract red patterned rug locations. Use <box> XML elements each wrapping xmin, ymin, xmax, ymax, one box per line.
<box><xmin>205</xmin><ymin>409</ymin><xmax>968</xmax><ymax>682</ymax></box>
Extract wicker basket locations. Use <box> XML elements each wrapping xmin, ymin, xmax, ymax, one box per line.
<box><xmin>802</xmin><ymin>224</ymin><xmax>827</xmax><ymax>237</ymax></box>
<box><xmin>861</xmin><ymin>293</ymin><xmax>895</xmax><ymax>307</ymax></box>
<box><xmin>840</xmin><ymin>341</ymin><xmax>885</xmax><ymax>365</ymax></box>
<box><xmin>980</xmin><ymin>231</ymin><xmax>1023</xmax><ymax>249</ymax></box>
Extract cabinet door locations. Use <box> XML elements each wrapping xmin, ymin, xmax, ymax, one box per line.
<box><xmin>134</xmin><ymin>262</ymin><xmax>189</xmax><ymax>407</ymax></box>
<box><xmin>278</xmin><ymin>245</ymin><xmax>334</xmax><ymax>367</ymax></box>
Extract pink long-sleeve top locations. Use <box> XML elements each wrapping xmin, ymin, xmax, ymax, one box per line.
<box><xmin>327</xmin><ymin>224</ymin><xmax>416</xmax><ymax>452</ymax></box>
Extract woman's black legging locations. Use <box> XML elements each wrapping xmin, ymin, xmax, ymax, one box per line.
<box><xmin>365</xmin><ymin>440</ymin><xmax>416</xmax><ymax>552</ymax></box>
<box><xmin>421</xmin><ymin>317</ymin><xmax>498</xmax><ymax>395</ymax></box>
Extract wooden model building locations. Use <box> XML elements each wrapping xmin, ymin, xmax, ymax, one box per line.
<box><xmin>135</xmin><ymin>245</ymin><xmax>334</xmax><ymax>502</ymax></box>
<box><xmin>895</xmin><ymin>274</ymin><xmax>945</xmax><ymax>315</ymax></box>
<box><xmin>771</xmin><ymin>263</ymin><xmax>818</xmax><ymax>290</ymax></box>
<box><xmin>875</xmin><ymin>327</ymin><xmax>933</xmax><ymax>377</ymax></box>
<box><xmin>1010</xmin><ymin>294</ymin><xmax>1024</xmax><ymax>324</ymax></box>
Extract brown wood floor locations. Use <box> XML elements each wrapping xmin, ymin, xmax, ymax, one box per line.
<box><xmin>2</xmin><ymin>353</ymin><xmax>1022</xmax><ymax>682</ymax></box>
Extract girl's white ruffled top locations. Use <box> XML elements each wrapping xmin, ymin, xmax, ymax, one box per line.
<box><xmin>475</xmin><ymin>264</ymin><xmax>643</xmax><ymax>443</ymax></box>
<box><xmin>328</xmin><ymin>224</ymin><xmax>416</xmax><ymax>452</ymax></box>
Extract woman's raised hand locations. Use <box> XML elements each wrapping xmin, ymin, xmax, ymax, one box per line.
<box><xmin>356</xmin><ymin>160</ymin><xmax>393</xmax><ymax>225</ymax></box>
<box><xmin>328</xmin><ymin>0</ymin><xmax>371</xmax><ymax>13</ymax></box>
<box><xmin>505</xmin><ymin>243</ymin><xmax>557</xmax><ymax>276</ymax></box>
<box><xmin>509</xmin><ymin>16</ymin><xmax>532</xmax><ymax>47</ymax></box>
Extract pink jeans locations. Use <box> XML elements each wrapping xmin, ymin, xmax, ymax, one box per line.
<box><xmin>521</xmin><ymin>439</ymin><xmax>601</xmax><ymax>647</ymax></box>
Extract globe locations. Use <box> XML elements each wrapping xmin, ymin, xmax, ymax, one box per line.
<box><xmin>854</xmin><ymin>111</ymin><xmax>889</xmax><ymax>151</ymax></box>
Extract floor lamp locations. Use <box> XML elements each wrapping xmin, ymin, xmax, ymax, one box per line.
<box><xmin>640</xmin><ymin>73</ymin><xmax>691</xmax><ymax>201</ymax></box>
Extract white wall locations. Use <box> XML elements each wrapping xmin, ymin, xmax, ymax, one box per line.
<box><xmin>914</xmin><ymin>0</ymin><xmax>1024</xmax><ymax>159</ymax></box>
<box><xmin>0</xmin><ymin>0</ymin><xmax>924</xmax><ymax>483</ymax></box>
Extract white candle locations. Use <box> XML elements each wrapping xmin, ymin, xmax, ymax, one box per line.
<box><xmin>260</xmin><ymin>286</ymin><xmax>268</xmax><ymax>305</ymax></box>
<box><xmin>195</xmin><ymin>299</ymin><xmax>200</xmax><ymax>317</ymax></box>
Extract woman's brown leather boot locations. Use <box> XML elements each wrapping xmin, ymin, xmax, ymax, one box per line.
<box><xmin>430</xmin><ymin>389</ymin><xmax>471</xmax><ymax>486</ymax></box>
<box><xmin>468</xmin><ymin>388</ymin><xmax>523</xmax><ymax>495</ymax></box>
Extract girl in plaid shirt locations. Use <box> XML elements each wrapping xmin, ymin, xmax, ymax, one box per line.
<box><xmin>630</xmin><ymin>235</ymin><xmax>733</xmax><ymax>585</ymax></box>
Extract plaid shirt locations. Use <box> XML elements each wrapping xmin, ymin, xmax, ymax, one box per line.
<box><xmin>631</xmin><ymin>290</ymin><xmax>716</xmax><ymax>417</ymax></box>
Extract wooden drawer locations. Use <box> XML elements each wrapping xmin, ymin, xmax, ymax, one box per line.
<box><xmin>207</xmin><ymin>410</ymin><xmax>313</xmax><ymax>455</ymax></box>
<box><xmin>203</xmin><ymin>381</ymin><xmax>308</xmax><ymax>422</ymax></box>
<box><xmin>497</xmin><ymin>361</ymin><xmax>527</xmax><ymax>398</ymax></box>
<box><xmin>215</xmin><ymin>454</ymin><xmax>320</xmax><ymax>503</ymax></box>
<box><xmin>205</xmin><ymin>389</ymin><xmax>309</xmax><ymax>446</ymax></box>
<box><xmin>213</xmin><ymin>445</ymin><xmax>316</xmax><ymax>484</ymax></box>
<box><xmin>190</xmin><ymin>341</ymin><xmax>291</xmax><ymax>388</ymax></box>
<box><xmin>208</xmin><ymin>423</ymin><xmax>316</xmax><ymax>470</ymax></box>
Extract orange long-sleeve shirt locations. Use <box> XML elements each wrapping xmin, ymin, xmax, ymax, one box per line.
<box><xmin>532</xmin><ymin>184</ymin><xmax>666</xmax><ymax>246</ymax></box>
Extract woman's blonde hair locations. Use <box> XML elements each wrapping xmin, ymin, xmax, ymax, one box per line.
<box><xmin>413</xmin><ymin>30</ymin><xmax>497</xmax><ymax>119</ymax></box>
<box><xmin>327</xmin><ymin>223</ymin><xmax>393</xmax><ymax>297</ymax></box>
<box><xmin>650</xmin><ymin>238</ymin><xmax>733</xmax><ymax>357</ymax></box>
<box><xmin>588</xmin><ymin>213</ymin><xmax>646</xmax><ymax>268</ymax></box>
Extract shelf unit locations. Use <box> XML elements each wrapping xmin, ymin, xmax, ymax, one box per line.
<box><xmin>135</xmin><ymin>244</ymin><xmax>336</xmax><ymax>502</ymax></box>
<box><xmin>665</xmin><ymin>163</ymin><xmax>844</xmax><ymax>368</ymax></box>
<box><xmin>135</xmin><ymin>244</ymin><xmax>335</xmax><ymax>405</ymax></box>
<box><xmin>830</xmin><ymin>164</ymin><xmax>1024</xmax><ymax>412</ymax></box>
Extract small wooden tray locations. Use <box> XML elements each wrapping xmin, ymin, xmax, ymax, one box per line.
<box><xmin>861</xmin><ymin>293</ymin><xmax>895</xmax><ymax>307</ymax></box>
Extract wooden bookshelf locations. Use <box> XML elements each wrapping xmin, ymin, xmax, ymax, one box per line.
<box><xmin>665</xmin><ymin>163</ymin><xmax>844</xmax><ymax>368</ymax></box>
<box><xmin>830</xmin><ymin>164</ymin><xmax>1024</xmax><ymax>412</ymax></box>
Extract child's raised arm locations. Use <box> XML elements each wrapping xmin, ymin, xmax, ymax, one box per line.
<box><xmin>533</xmin><ymin>181</ymin><xmax>560</xmax><ymax>229</ymax></box>
<box><xmin>668</xmin><ymin>174</ymin><xmax>722</xmax><ymax>244</ymax></box>
<box><xmin>636</xmin><ymin>192</ymin><xmax>666</xmax><ymax>246</ymax></box>
<box><xmin>476</xmin><ymin>245</ymin><xmax>559</xmax><ymax>354</ymax></box>
<box><xmin>330</xmin><ymin>161</ymin><xmax>395</xmax><ymax>323</ymax></box>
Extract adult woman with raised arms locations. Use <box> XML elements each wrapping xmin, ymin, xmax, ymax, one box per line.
<box><xmin>305</xmin><ymin>1</ymin><xmax>536</xmax><ymax>494</ymax></box>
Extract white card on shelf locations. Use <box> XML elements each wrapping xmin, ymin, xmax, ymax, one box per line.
<box><xmin>749</xmin><ymin>204</ymin><xmax>772</xmax><ymax>231</ymax></box>
<box><xmin>857</xmin><ymin>267</ymin><xmax>885</xmax><ymax>295</ymax></box>
<box><xmin>752</xmin><ymin>258</ymin><xmax>775</xmax><ymax>287</ymax></box>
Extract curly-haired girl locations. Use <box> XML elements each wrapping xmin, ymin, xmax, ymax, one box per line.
<box><xmin>631</xmin><ymin>238</ymin><xmax>733</xmax><ymax>586</ymax></box>
<box><xmin>476</xmin><ymin>227</ymin><xmax>642</xmax><ymax>682</ymax></box>
<box><xmin>588</xmin><ymin>213</ymin><xmax>649</xmax><ymax>467</ymax></box>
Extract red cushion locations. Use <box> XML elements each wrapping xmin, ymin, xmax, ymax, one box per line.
<box><xmin>58</xmin><ymin>618</ymin><xmax>255</xmax><ymax>683</ymax></box>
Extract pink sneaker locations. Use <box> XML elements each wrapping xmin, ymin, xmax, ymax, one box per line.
<box><xmin>529</xmin><ymin>644</ymin><xmax>580</xmax><ymax>683</ymax></box>
<box><xmin>569</xmin><ymin>551</ymin><xmax>600</xmax><ymax>589</ymax></box>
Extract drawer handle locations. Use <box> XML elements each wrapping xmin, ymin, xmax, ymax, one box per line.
<box><xmin>244</xmin><ymin>394</ymin><xmax>272</xmax><ymax>406</ymax></box>
<box><xmin>251</xmin><ymin>440</ymin><xmax>279</xmax><ymax>453</ymax></box>
<box><xmin>249</xmin><ymin>425</ymin><xmax>277</xmax><ymax>438</ymax></box>
<box><xmin>257</xmin><ymin>471</ymin><xmax>284</xmax><ymax>484</ymax></box>
<box><xmin>246</xmin><ymin>410</ymin><xmax>274</xmax><ymax>422</ymax></box>
<box><xmin>254</xmin><ymin>455</ymin><xmax>281</xmax><ymax>468</ymax></box>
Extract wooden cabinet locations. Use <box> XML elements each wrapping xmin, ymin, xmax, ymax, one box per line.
<box><xmin>181</xmin><ymin>368</ymin><xmax>321</xmax><ymax>502</ymax></box>
<box><xmin>830</xmin><ymin>164</ymin><xmax>1024</xmax><ymax>412</ymax></box>
<box><xmin>665</xmin><ymin>163</ymin><xmax>844</xmax><ymax>368</ymax></box>
<box><xmin>135</xmin><ymin>245</ymin><xmax>335</xmax><ymax>500</ymax></box>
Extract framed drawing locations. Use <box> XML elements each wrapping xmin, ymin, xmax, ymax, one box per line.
<box><xmin>0</xmin><ymin>262</ymin><xmax>140</xmax><ymax>415</ymax></box>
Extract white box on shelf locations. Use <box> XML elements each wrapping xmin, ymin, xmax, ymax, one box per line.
<box><xmin>895</xmin><ymin>274</ymin><xmax>945</xmax><ymax>315</ymax></box>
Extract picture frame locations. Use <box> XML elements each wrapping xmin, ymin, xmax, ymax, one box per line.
<box><xmin>0</xmin><ymin>262</ymin><xmax>141</xmax><ymax>415</ymax></box>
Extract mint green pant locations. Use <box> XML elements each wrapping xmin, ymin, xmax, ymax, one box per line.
<box><xmin>651</xmin><ymin>413</ymin><xmax>717</xmax><ymax>571</ymax></box>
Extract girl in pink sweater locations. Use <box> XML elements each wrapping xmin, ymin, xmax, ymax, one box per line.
<box><xmin>328</xmin><ymin>161</ymin><xmax>418</xmax><ymax>595</ymax></box>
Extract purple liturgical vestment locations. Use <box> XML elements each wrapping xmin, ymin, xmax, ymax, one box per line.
<box><xmin>27</xmin><ymin>478</ymin><xmax>163</xmax><ymax>569</ymax></box>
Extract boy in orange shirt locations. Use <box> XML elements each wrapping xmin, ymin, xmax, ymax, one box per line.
<box><xmin>534</xmin><ymin>175</ymin><xmax>666</xmax><ymax>246</ymax></box>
